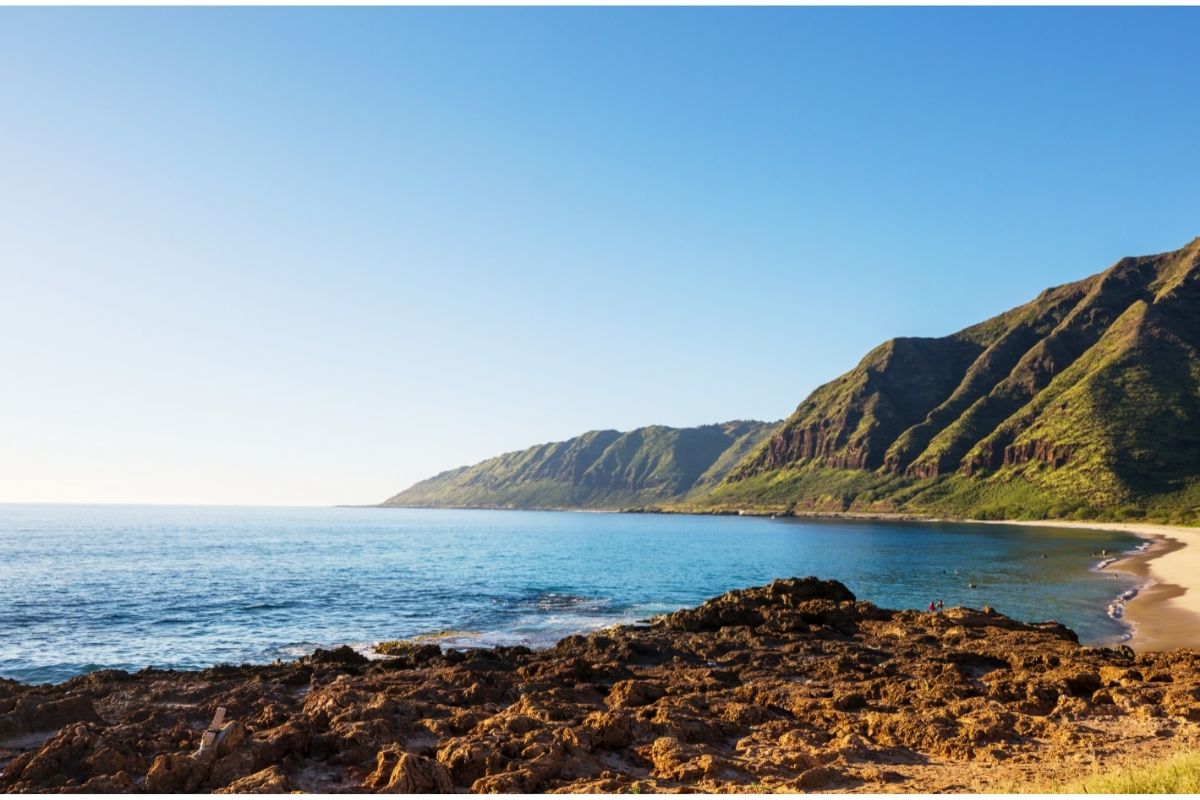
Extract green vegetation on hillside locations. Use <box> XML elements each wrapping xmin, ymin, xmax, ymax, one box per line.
<box><xmin>382</xmin><ymin>420</ymin><xmax>779</xmax><ymax>510</ymax></box>
<box><xmin>704</xmin><ymin>237</ymin><xmax>1200</xmax><ymax>523</ymax></box>
<box><xmin>384</xmin><ymin>237</ymin><xmax>1200</xmax><ymax>523</ymax></box>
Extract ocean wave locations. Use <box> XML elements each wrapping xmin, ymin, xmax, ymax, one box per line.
<box><xmin>414</xmin><ymin>610</ymin><xmax>644</xmax><ymax>652</ymax></box>
<box><xmin>346</xmin><ymin>641</ymin><xmax>388</xmax><ymax>661</ymax></box>
<box><xmin>529</xmin><ymin>592</ymin><xmax>612</xmax><ymax>612</ymax></box>
<box><xmin>492</xmin><ymin>591</ymin><xmax>614</xmax><ymax>614</ymax></box>
<box><xmin>267</xmin><ymin>641</ymin><xmax>325</xmax><ymax>659</ymax></box>
<box><xmin>240</xmin><ymin>601</ymin><xmax>299</xmax><ymax>613</ymax></box>
<box><xmin>1106</xmin><ymin>583</ymin><xmax>1147</xmax><ymax>622</ymax></box>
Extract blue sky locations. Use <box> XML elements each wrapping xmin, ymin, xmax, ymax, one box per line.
<box><xmin>2</xmin><ymin>8</ymin><xmax>1198</xmax><ymax>506</ymax></box>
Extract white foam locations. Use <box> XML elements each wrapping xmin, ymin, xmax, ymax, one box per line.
<box><xmin>1106</xmin><ymin>582</ymin><xmax>1149</xmax><ymax>623</ymax></box>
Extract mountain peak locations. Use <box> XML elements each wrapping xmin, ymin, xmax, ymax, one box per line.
<box><xmin>705</xmin><ymin>237</ymin><xmax>1200</xmax><ymax>522</ymax></box>
<box><xmin>382</xmin><ymin>419</ymin><xmax>780</xmax><ymax>510</ymax></box>
<box><xmin>385</xmin><ymin>237</ymin><xmax>1200</xmax><ymax>523</ymax></box>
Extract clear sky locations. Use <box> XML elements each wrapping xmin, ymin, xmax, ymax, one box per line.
<box><xmin>2</xmin><ymin>8</ymin><xmax>1198</xmax><ymax>506</ymax></box>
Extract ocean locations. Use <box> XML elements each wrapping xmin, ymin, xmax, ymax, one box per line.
<box><xmin>0</xmin><ymin>504</ymin><xmax>1145</xmax><ymax>684</ymax></box>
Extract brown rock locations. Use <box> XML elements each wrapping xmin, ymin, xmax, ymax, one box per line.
<box><xmin>656</xmin><ymin>578</ymin><xmax>856</xmax><ymax>632</ymax></box>
<box><xmin>436</xmin><ymin>738</ymin><xmax>504</xmax><ymax>785</ymax></box>
<box><xmin>0</xmin><ymin>694</ymin><xmax>102</xmax><ymax>739</ymax></box>
<box><xmin>606</xmin><ymin>680</ymin><xmax>665</xmax><ymax>709</ymax></box>
<box><xmin>215</xmin><ymin>765</ymin><xmax>292</xmax><ymax>793</ymax></box>
<box><xmin>368</xmin><ymin>747</ymin><xmax>454</xmax><ymax>792</ymax></box>
<box><xmin>793</xmin><ymin>764</ymin><xmax>842</xmax><ymax>790</ymax></box>
<box><xmin>302</xmin><ymin>645</ymin><xmax>369</xmax><ymax>667</ymax></box>
<box><xmin>640</xmin><ymin>736</ymin><xmax>726</xmax><ymax>781</ymax></box>
<box><xmin>3</xmin><ymin>577</ymin><xmax>1200</xmax><ymax>794</ymax></box>
<box><xmin>145</xmin><ymin>751</ymin><xmax>203</xmax><ymax>793</ymax></box>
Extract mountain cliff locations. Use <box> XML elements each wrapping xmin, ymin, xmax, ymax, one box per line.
<box><xmin>384</xmin><ymin>237</ymin><xmax>1200</xmax><ymax>523</ymax></box>
<box><xmin>704</xmin><ymin>237</ymin><xmax>1200</xmax><ymax>522</ymax></box>
<box><xmin>382</xmin><ymin>420</ymin><xmax>780</xmax><ymax>510</ymax></box>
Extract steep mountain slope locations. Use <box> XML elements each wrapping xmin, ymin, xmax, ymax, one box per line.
<box><xmin>705</xmin><ymin>237</ymin><xmax>1200</xmax><ymax>522</ymax></box>
<box><xmin>382</xmin><ymin>420</ymin><xmax>780</xmax><ymax>510</ymax></box>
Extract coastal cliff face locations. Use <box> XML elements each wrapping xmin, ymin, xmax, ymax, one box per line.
<box><xmin>3</xmin><ymin>578</ymin><xmax>1199</xmax><ymax>793</ymax></box>
<box><xmin>705</xmin><ymin>237</ymin><xmax>1200</xmax><ymax>522</ymax></box>
<box><xmin>382</xmin><ymin>420</ymin><xmax>779</xmax><ymax>510</ymax></box>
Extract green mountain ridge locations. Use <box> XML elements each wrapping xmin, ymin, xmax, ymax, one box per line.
<box><xmin>384</xmin><ymin>237</ymin><xmax>1200</xmax><ymax>523</ymax></box>
<box><xmin>702</xmin><ymin>236</ymin><xmax>1200</xmax><ymax>522</ymax></box>
<box><xmin>382</xmin><ymin>420</ymin><xmax>781</xmax><ymax>510</ymax></box>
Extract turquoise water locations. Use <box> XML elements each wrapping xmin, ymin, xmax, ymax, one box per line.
<box><xmin>0</xmin><ymin>505</ymin><xmax>1144</xmax><ymax>684</ymax></box>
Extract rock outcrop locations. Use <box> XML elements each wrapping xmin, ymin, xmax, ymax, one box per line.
<box><xmin>3</xmin><ymin>578</ymin><xmax>1199</xmax><ymax>793</ymax></box>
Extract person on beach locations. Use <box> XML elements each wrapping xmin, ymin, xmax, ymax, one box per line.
<box><xmin>937</xmin><ymin>599</ymin><xmax>944</xmax><ymax>611</ymax></box>
<box><xmin>928</xmin><ymin>601</ymin><xmax>936</xmax><ymax>613</ymax></box>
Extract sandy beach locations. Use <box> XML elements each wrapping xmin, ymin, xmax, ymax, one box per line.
<box><xmin>986</xmin><ymin>520</ymin><xmax>1200</xmax><ymax>651</ymax></box>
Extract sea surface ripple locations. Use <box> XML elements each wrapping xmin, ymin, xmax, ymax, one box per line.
<box><xmin>0</xmin><ymin>505</ymin><xmax>1143</xmax><ymax>684</ymax></box>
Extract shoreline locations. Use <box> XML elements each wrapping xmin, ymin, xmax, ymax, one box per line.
<box><xmin>981</xmin><ymin>520</ymin><xmax>1200</xmax><ymax>651</ymax></box>
<box><xmin>382</xmin><ymin>505</ymin><xmax>1200</xmax><ymax>651</ymax></box>
<box><xmin>5</xmin><ymin>577</ymin><xmax>1200</xmax><ymax>793</ymax></box>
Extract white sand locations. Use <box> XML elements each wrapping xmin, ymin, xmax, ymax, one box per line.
<box><xmin>981</xmin><ymin>520</ymin><xmax>1200</xmax><ymax>651</ymax></box>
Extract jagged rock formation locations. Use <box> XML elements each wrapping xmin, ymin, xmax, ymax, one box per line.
<box><xmin>3</xmin><ymin>578</ymin><xmax>1199</xmax><ymax>793</ymax></box>
<box><xmin>382</xmin><ymin>420</ymin><xmax>778</xmax><ymax>510</ymax></box>
<box><xmin>708</xmin><ymin>237</ymin><xmax>1200</xmax><ymax>521</ymax></box>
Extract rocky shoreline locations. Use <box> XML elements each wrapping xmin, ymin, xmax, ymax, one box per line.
<box><xmin>3</xmin><ymin>577</ymin><xmax>1200</xmax><ymax>793</ymax></box>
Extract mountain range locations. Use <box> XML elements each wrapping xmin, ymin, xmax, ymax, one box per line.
<box><xmin>384</xmin><ymin>237</ymin><xmax>1200</xmax><ymax>523</ymax></box>
<box><xmin>383</xmin><ymin>421</ymin><xmax>779</xmax><ymax>510</ymax></box>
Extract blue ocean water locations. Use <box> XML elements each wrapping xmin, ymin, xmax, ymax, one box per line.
<box><xmin>0</xmin><ymin>505</ymin><xmax>1144</xmax><ymax>684</ymax></box>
